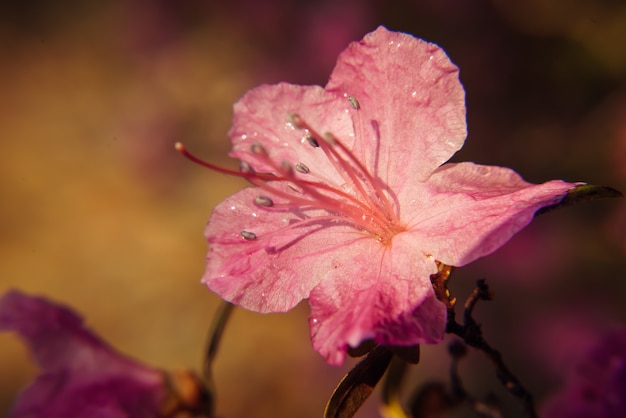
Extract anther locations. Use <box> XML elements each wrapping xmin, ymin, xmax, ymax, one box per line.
<box><xmin>254</xmin><ymin>195</ymin><xmax>274</xmax><ymax>207</ymax></box>
<box><xmin>347</xmin><ymin>96</ymin><xmax>360</xmax><ymax>110</ymax></box>
<box><xmin>289</xmin><ymin>113</ymin><xmax>305</xmax><ymax>129</ymax></box>
<box><xmin>323</xmin><ymin>132</ymin><xmax>337</xmax><ymax>145</ymax></box>
<box><xmin>239</xmin><ymin>161</ymin><xmax>254</xmax><ymax>173</ymax></box>
<box><xmin>250</xmin><ymin>142</ymin><xmax>268</xmax><ymax>156</ymax></box>
<box><xmin>295</xmin><ymin>162</ymin><xmax>310</xmax><ymax>174</ymax></box>
<box><xmin>280</xmin><ymin>161</ymin><xmax>294</xmax><ymax>175</ymax></box>
<box><xmin>240</xmin><ymin>230</ymin><xmax>257</xmax><ymax>240</ymax></box>
<box><xmin>305</xmin><ymin>133</ymin><xmax>320</xmax><ymax>148</ymax></box>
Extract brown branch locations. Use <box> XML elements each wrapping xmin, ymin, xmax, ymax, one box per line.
<box><xmin>430</xmin><ymin>267</ymin><xmax>538</xmax><ymax>418</ymax></box>
<box><xmin>447</xmin><ymin>281</ymin><xmax>538</xmax><ymax>418</ymax></box>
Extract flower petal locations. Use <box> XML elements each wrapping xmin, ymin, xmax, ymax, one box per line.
<box><xmin>325</xmin><ymin>26</ymin><xmax>467</xmax><ymax>187</ymax></box>
<box><xmin>308</xmin><ymin>233</ymin><xmax>446</xmax><ymax>366</ymax></box>
<box><xmin>228</xmin><ymin>83</ymin><xmax>356</xmax><ymax>188</ymax></box>
<box><xmin>204</xmin><ymin>186</ymin><xmax>367</xmax><ymax>312</ymax></box>
<box><xmin>0</xmin><ymin>290</ymin><xmax>165</xmax><ymax>418</ymax></box>
<box><xmin>399</xmin><ymin>162</ymin><xmax>576</xmax><ymax>266</ymax></box>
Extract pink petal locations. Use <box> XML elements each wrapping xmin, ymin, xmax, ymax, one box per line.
<box><xmin>228</xmin><ymin>83</ymin><xmax>355</xmax><ymax>188</ymax></box>
<box><xmin>308</xmin><ymin>233</ymin><xmax>446</xmax><ymax>366</ymax></box>
<box><xmin>399</xmin><ymin>162</ymin><xmax>576</xmax><ymax>266</ymax></box>
<box><xmin>0</xmin><ymin>290</ymin><xmax>164</xmax><ymax>418</ymax></box>
<box><xmin>204</xmin><ymin>188</ymin><xmax>448</xmax><ymax>364</ymax></box>
<box><xmin>204</xmin><ymin>186</ymin><xmax>362</xmax><ymax>312</ymax></box>
<box><xmin>325</xmin><ymin>26</ymin><xmax>467</xmax><ymax>187</ymax></box>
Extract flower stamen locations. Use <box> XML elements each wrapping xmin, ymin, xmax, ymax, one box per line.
<box><xmin>176</xmin><ymin>115</ymin><xmax>406</xmax><ymax>244</ymax></box>
<box><xmin>240</xmin><ymin>230</ymin><xmax>257</xmax><ymax>240</ymax></box>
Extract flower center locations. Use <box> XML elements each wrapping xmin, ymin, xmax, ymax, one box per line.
<box><xmin>176</xmin><ymin>98</ymin><xmax>406</xmax><ymax>245</ymax></box>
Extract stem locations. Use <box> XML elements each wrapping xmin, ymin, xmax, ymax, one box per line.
<box><xmin>445</xmin><ymin>280</ymin><xmax>538</xmax><ymax>418</ymax></box>
<box><xmin>201</xmin><ymin>301</ymin><xmax>235</xmax><ymax>418</ymax></box>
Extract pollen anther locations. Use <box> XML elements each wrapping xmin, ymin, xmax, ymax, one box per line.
<box><xmin>240</xmin><ymin>230</ymin><xmax>257</xmax><ymax>240</ymax></box>
<box><xmin>239</xmin><ymin>161</ymin><xmax>254</xmax><ymax>173</ymax></box>
<box><xmin>250</xmin><ymin>142</ymin><xmax>268</xmax><ymax>156</ymax></box>
<box><xmin>254</xmin><ymin>195</ymin><xmax>274</xmax><ymax>207</ymax></box>
<box><xmin>347</xmin><ymin>96</ymin><xmax>360</xmax><ymax>110</ymax></box>
<box><xmin>305</xmin><ymin>133</ymin><xmax>320</xmax><ymax>148</ymax></box>
<box><xmin>295</xmin><ymin>162</ymin><xmax>310</xmax><ymax>174</ymax></box>
<box><xmin>289</xmin><ymin>113</ymin><xmax>305</xmax><ymax>129</ymax></box>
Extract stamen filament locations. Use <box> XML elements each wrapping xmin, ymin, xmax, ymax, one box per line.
<box><xmin>176</xmin><ymin>142</ymin><xmax>385</xmax><ymax>227</ymax></box>
<box><xmin>248</xmin><ymin>147</ymin><xmax>398</xmax><ymax>236</ymax></box>
<box><xmin>175</xmin><ymin>142</ymin><xmax>275</xmax><ymax>181</ymax></box>
<box><xmin>177</xmin><ymin>116</ymin><xmax>404</xmax><ymax>243</ymax></box>
<box><xmin>245</xmin><ymin>172</ymin><xmax>395</xmax><ymax>237</ymax></box>
<box><xmin>291</xmin><ymin>117</ymin><xmax>397</xmax><ymax>228</ymax></box>
<box><xmin>330</xmin><ymin>135</ymin><xmax>400</xmax><ymax>225</ymax></box>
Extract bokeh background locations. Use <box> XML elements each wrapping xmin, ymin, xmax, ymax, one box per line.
<box><xmin>1</xmin><ymin>1</ymin><xmax>625</xmax><ymax>417</ymax></box>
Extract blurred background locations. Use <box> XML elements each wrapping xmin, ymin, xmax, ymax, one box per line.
<box><xmin>0</xmin><ymin>0</ymin><xmax>625</xmax><ymax>417</ymax></box>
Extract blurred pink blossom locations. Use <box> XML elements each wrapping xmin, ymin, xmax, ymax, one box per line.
<box><xmin>199</xmin><ymin>27</ymin><xmax>577</xmax><ymax>365</ymax></box>
<box><xmin>0</xmin><ymin>290</ymin><xmax>204</xmax><ymax>418</ymax></box>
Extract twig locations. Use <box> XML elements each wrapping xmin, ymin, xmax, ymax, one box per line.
<box><xmin>202</xmin><ymin>301</ymin><xmax>235</xmax><ymax>417</ymax></box>
<box><xmin>448</xmin><ymin>281</ymin><xmax>537</xmax><ymax>418</ymax></box>
<box><xmin>430</xmin><ymin>267</ymin><xmax>538</xmax><ymax>418</ymax></box>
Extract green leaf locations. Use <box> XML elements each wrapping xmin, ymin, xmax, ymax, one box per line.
<box><xmin>324</xmin><ymin>345</ymin><xmax>393</xmax><ymax>418</ymax></box>
<box><xmin>535</xmin><ymin>184</ymin><xmax>622</xmax><ymax>216</ymax></box>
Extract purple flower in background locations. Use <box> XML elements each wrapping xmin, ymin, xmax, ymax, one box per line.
<box><xmin>0</xmin><ymin>290</ymin><xmax>204</xmax><ymax>418</ymax></box>
<box><xmin>541</xmin><ymin>328</ymin><xmax>626</xmax><ymax>417</ymax></box>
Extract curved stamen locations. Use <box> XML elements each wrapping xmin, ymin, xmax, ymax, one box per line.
<box><xmin>292</xmin><ymin>115</ymin><xmax>373</xmax><ymax>205</ymax></box>
<box><xmin>177</xmin><ymin>117</ymin><xmax>404</xmax><ymax>242</ymax></box>
<box><xmin>175</xmin><ymin>142</ymin><xmax>275</xmax><ymax>181</ymax></box>
<box><xmin>290</xmin><ymin>115</ymin><xmax>399</xmax><ymax>228</ymax></box>
<box><xmin>328</xmin><ymin>134</ymin><xmax>400</xmax><ymax>225</ymax></box>
<box><xmin>245</xmin><ymin>170</ymin><xmax>395</xmax><ymax>237</ymax></box>
<box><xmin>176</xmin><ymin>142</ymin><xmax>382</xmax><ymax>230</ymax></box>
<box><xmin>248</xmin><ymin>146</ymin><xmax>398</xmax><ymax>237</ymax></box>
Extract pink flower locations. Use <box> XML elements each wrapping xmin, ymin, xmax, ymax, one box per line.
<box><xmin>197</xmin><ymin>26</ymin><xmax>576</xmax><ymax>365</ymax></box>
<box><xmin>0</xmin><ymin>290</ymin><xmax>203</xmax><ymax>418</ymax></box>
